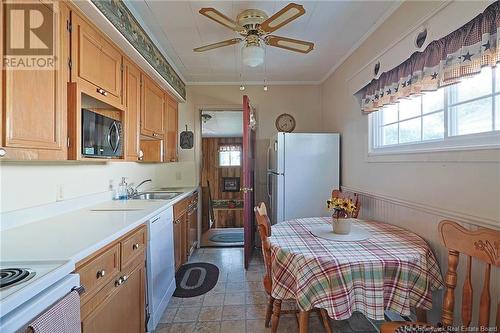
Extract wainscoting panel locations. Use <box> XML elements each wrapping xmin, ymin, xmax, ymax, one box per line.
<box><xmin>343</xmin><ymin>186</ymin><xmax>499</xmax><ymax>328</ymax></box>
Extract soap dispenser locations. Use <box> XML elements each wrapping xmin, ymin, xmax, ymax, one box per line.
<box><xmin>118</xmin><ymin>177</ymin><xmax>128</xmax><ymax>200</ymax></box>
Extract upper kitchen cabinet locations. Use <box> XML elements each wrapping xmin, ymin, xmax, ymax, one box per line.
<box><xmin>164</xmin><ymin>94</ymin><xmax>178</xmax><ymax>162</ymax></box>
<box><xmin>71</xmin><ymin>12</ymin><xmax>123</xmax><ymax>109</ymax></box>
<box><xmin>0</xmin><ymin>1</ymin><xmax>70</xmax><ymax>160</ymax></box>
<box><xmin>141</xmin><ymin>74</ymin><xmax>165</xmax><ymax>139</ymax></box>
<box><xmin>124</xmin><ymin>59</ymin><xmax>141</xmax><ymax>161</ymax></box>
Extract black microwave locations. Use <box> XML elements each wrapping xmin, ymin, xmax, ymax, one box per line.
<box><xmin>82</xmin><ymin>109</ymin><xmax>123</xmax><ymax>158</ymax></box>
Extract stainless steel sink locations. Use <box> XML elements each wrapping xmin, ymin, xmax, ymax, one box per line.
<box><xmin>131</xmin><ymin>192</ymin><xmax>182</xmax><ymax>200</ymax></box>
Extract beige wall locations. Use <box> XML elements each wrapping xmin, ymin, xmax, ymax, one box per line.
<box><xmin>0</xmin><ymin>161</ymin><xmax>196</xmax><ymax>213</ymax></box>
<box><xmin>321</xmin><ymin>0</ymin><xmax>500</xmax><ymax>225</ymax></box>
<box><xmin>321</xmin><ymin>0</ymin><xmax>499</xmax><ymax>324</ymax></box>
<box><xmin>179</xmin><ymin>84</ymin><xmax>324</xmax><ymax>205</ymax></box>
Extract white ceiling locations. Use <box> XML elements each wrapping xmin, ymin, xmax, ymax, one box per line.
<box><xmin>126</xmin><ymin>1</ymin><xmax>398</xmax><ymax>84</ymax></box>
<box><xmin>202</xmin><ymin>111</ymin><xmax>243</xmax><ymax>137</ymax></box>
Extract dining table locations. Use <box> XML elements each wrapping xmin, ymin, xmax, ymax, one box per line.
<box><xmin>268</xmin><ymin>217</ymin><xmax>444</xmax><ymax>322</ymax></box>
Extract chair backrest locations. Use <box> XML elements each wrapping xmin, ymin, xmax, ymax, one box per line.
<box><xmin>438</xmin><ymin>220</ymin><xmax>500</xmax><ymax>329</ymax></box>
<box><xmin>331</xmin><ymin>189</ymin><xmax>361</xmax><ymax>218</ymax></box>
<box><xmin>254</xmin><ymin>202</ymin><xmax>272</xmax><ymax>293</ymax></box>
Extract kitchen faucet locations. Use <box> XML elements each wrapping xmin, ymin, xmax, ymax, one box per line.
<box><xmin>128</xmin><ymin>179</ymin><xmax>152</xmax><ymax>197</ymax></box>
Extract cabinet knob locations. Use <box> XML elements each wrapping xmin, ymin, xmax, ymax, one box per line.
<box><xmin>115</xmin><ymin>277</ymin><xmax>124</xmax><ymax>287</ymax></box>
<box><xmin>0</xmin><ymin>148</ymin><xmax>6</xmax><ymax>157</ymax></box>
<box><xmin>96</xmin><ymin>270</ymin><xmax>106</xmax><ymax>278</ymax></box>
<box><xmin>103</xmin><ymin>90</ymin><xmax>108</xmax><ymax>96</ymax></box>
<box><xmin>132</xmin><ymin>243</ymin><xmax>140</xmax><ymax>250</ymax></box>
<box><xmin>122</xmin><ymin>275</ymin><xmax>129</xmax><ymax>282</ymax></box>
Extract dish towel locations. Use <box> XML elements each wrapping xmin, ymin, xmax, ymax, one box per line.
<box><xmin>27</xmin><ymin>290</ymin><xmax>81</xmax><ymax>333</ymax></box>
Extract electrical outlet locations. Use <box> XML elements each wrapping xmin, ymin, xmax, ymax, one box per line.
<box><xmin>175</xmin><ymin>172</ymin><xmax>182</xmax><ymax>181</ymax></box>
<box><xmin>56</xmin><ymin>184</ymin><xmax>64</xmax><ymax>201</ymax></box>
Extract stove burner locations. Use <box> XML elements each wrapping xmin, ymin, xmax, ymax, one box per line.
<box><xmin>0</xmin><ymin>268</ymin><xmax>36</xmax><ymax>289</ymax></box>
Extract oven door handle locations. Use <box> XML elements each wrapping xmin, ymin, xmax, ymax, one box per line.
<box><xmin>108</xmin><ymin>121</ymin><xmax>120</xmax><ymax>153</ymax></box>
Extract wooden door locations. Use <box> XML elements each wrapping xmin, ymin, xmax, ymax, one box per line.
<box><xmin>189</xmin><ymin>194</ymin><xmax>198</xmax><ymax>253</ymax></box>
<box><xmin>181</xmin><ymin>212</ymin><xmax>188</xmax><ymax>263</ymax></box>
<box><xmin>82</xmin><ymin>263</ymin><xmax>146</xmax><ymax>333</ymax></box>
<box><xmin>1</xmin><ymin>1</ymin><xmax>69</xmax><ymax>160</ymax></box>
<box><xmin>165</xmin><ymin>94</ymin><xmax>178</xmax><ymax>162</ymax></box>
<box><xmin>242</xmin><ymin>95</ymin><xmax>256</xmax><ymax>269</ymax></box>
<box><xmin>71</xmin><ymin>12</ymin><xmax>122</xmax><ymax>107</ymax></box>
<box><xmin>173</xmin><ymin>215</ymin><xmax>182</xmax><ymax>270</ymax></box>
<box><xmin>141</xmin><ymin>75</ymin><xmax>164</xmax><ymax>139</ymax></box>
<box><xmin>124</xmin><ymin>59</ymin><xmax>140</xmax><ymax>160</ymax></box>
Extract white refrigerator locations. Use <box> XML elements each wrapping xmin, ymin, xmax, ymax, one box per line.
<box><xmin>267</xmin><ymin>133</ymin><xmax>340</xmax><ymax>225</ymax></box>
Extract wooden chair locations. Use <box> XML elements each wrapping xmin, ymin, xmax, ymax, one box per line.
<box><xmin>255</xmin><ymin>202</ymin><xmax>333</xmax><ymax>333</ymax></box>
<box><xmin>381</xmin><ymin>220</ymin><xmax>500</xmax><ymax>333</ymax></box>
<box><xmin>331</xmin><ymin>189</ymin><xmax>361</xmax><ymax>218</ymax></box>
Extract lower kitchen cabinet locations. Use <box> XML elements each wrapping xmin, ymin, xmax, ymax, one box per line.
<box><xmin>77</xmin><ymin>225</ymin><xmax>146</xmax><ymax>333</ymax></box>
<box><xmin>81</xmin><ymin>262</ymin><xmax>145</xmax><ymax>333</ymax></box>
<box><xmin>173</xmin><ymin>210</ymin><xmax>187</xmax><ymax>271</ymax></box>
<box><xmin>173</xmin><ymin>191</ymin><xmax>198</xmax><ymax>271</ymax></box>
<box><xmin>188</xmin><ymin>192</ymin><xmax>199</xmax><ymax>255</ymax></box>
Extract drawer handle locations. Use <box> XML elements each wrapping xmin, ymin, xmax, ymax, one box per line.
<box><xmin>115</xmin><ymin>277</ymin><xmax>123</xmax><ymax>287</ymax></box>
<box><xmin>132</xmin><ymin>243</ymin><xmax>140</xmax><ymax>250</ymax></box>
<box><xmin>96</xmin><ymin>270</ymin><xmax>106</xmax><ymax>279</ymax></box>
<box><xmin>115</xmin><ymin>275</ymin><xmax>129</xmax><ymax>287</ymax></box>
<box><xmin>96</xmin><ymin>87</ymin><xmax>108</xmax><ymax>96</ymax></box>
<box><xmin>0</xmin><ymin>148</ymin><xmax>6</xmax><ymax>157</ymax></box>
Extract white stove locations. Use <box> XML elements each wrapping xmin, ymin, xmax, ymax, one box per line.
<box><xmin>0</xmin><ymin>260</ymin><xmax>78</xmax><ymax>333</ymax></box>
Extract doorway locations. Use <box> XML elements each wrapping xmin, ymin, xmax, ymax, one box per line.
<box><xmin>200</xmin><ymin>110</ymin><xmax>244</xmax><ymax>247</ymax></box>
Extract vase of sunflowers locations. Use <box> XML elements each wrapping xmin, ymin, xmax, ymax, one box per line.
<box><xmin>326</xmin><ymin>197</ymin><xmax>357</xmax><ymax>234</ymax></box>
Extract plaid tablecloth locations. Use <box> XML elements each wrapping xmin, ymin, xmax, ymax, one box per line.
<box><xmin>268</xmin><ymin>217</ymin><xmax>444</xmax><ymax>320</ymax></box>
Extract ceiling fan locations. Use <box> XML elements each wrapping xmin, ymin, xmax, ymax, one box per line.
<box><xmin>193</xmin><ymin>3</ymin><xmax>314</xmax><ymax>67</ymax></box>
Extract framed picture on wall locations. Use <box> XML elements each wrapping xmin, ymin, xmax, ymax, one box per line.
<box><xmin>222</xmin><ymin>177</ymin><xmax>240</xmax><ymax>192</ymax></box>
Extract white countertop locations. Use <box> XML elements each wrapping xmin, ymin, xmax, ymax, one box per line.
<box><xmin>0</xmin><ymin>187</ymin><xmax>198</xmax><ymax>264</ymax></box>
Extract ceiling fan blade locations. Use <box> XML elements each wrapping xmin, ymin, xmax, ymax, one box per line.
<box><xmin>265</xmin><ymin>35</ymin><xmax>314</xmax><ymax>54</ymax></box>
<box><xmin>260</xmin><ymin>3</ymin><xmax>305</xmax><ymax>33</ymax></box>
<box><xmin>194</xmin><ymin>38</ymin><xmax>242</xmax><ymax>52</ymax></box>
<box><xmin>199</xmin><ymin>8</ymin><xmax>245</xmax><ymax>33</ymax></box>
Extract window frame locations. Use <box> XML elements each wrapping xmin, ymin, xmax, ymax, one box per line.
<box><xmin>218</xmin><ymin>144</ymin><xmax>242</xmax><ymax>167</ymax></box>
<box><xmin>369</xmin><ymin>67</ymin><xmax>500</xmax><ymax>156</ymax></box>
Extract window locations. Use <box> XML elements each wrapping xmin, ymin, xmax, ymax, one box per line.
<box><xmin>370</xmin><ymin>67</ymin><xmax>500</xmax><ymax>153</ymax></box>
<box><xmin>219</xmin><ymin>144</ymin><xmax>241</xmax><ymax>166</ymax></box>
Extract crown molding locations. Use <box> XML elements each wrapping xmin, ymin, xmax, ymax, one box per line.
<box><xmin>319</xmin><ymin>0</ymin><xmax>403</xmax><ymax>84</ymax></box>
<box><xmin>73</xmin><ymin>0</ymin><xmax>186</xmax><ymax>101</ymax></box>
<box><xmin>186</xmin><ymin>81</ymin><xmax>321</xmax><ymax>86</ymax></box>
<box><xmin>123</xmin><ymin>0</ymin><xmax>187</xmax><ymax>84</ymax></box>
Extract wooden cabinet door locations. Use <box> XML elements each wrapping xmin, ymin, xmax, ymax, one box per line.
<box><xmin>164</xmin><ymin>94</ymin><xmax>178</xmax><ymax>162</ymax></box>
<box><xmin>173</xmin><ymin>217</ymin><xmax>182</xmax><ymax>271</ymax></box>
<box><xmin>1</xmin><ymin>1</ymin><xmax>69</xmax><ymax>160</ymax></box>
<box><xmin>141</xmin><ymin>75</ymin><xmax>164</xmax><ymax>139</ymax></box>
<box><xmin>71</xmin><ymin>12</ymin><xmax>122</xmax><ymax>107</ymax></box>
<box><xmin>124</xmin><ymin>59</ymin><xmax>140</xmax><ymax>160</ymax></box>
<box><xmin>82</xmin><ymin>263</ymin><xmax>146</xmax><ymax>333</ymax></box>
<box><xmin>181</xmin><ymin>212</ymin><xmax>189</xmax><ymax>263</ymax></box>
<box><xmin>188</xmin><ymin>205</ymin><xmax>198</xmax><ymax>255</ymax></box>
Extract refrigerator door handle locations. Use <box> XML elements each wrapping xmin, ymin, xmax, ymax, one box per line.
<box><xmin>267</xmin><ymin>172</ymin><xmax>272</xmax><ymax>198</ymax></box>
<box><xmin>266</xmin><ymin>144</ymin><xmax>272</xmax><ymax>172</ymax></box>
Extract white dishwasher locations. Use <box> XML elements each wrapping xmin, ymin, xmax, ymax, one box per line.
<box><xmin>146</xmin><ymin>207</ymin><xmax>176</xmax><ymax>331</ymax></box>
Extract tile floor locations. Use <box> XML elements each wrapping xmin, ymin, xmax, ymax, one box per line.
<box><xmin>154</xmin><ymin>247</ymin><xmax>382</xmax><ymax>333</ymax></box>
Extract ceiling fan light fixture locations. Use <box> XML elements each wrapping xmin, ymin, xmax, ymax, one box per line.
<box><xmin>242</xmin><ymin>44</ymin><xmax>264</xmax><ymax>67</ymax></box>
